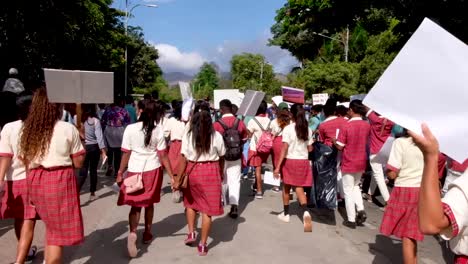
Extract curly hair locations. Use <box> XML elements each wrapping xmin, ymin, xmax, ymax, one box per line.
<box><xmin>19</xmin><ymin>87</ymin><xmax>62</xmax><ymax>167</ymax></box>
<box><xmin>276</xmin><ymin>109</ymin><xmax>291</xmax><ymax>129</ymax></box>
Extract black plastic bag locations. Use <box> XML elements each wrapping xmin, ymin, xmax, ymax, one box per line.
<box><xmin>311</xmin><ymin>142</ymin><xmax>338</xmax><ymax>210</ymax></box>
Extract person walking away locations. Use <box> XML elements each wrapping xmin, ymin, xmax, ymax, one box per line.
<box><xmin>213</xmin><ymin>99</ymin><xmax>248</xmax><ymax>218</ymax></box>
<box><xmin>102</xmin><ymin>98</ymin><xmax>130</xmax><ymax>177</ymax></box>
<box><xmin>380</xmin><ymin>130</ymin><xmax>424</xmax><ymax>264</ymax></box>
<box><xmin>363</xmin><ymin>105</ymin><xmax>395</xmax><ymax>205</ymax></box>
<box><xmin>0</xmin><ymin>92</ymin><xmax>38</xmax><ymax>264</ymax></box>
<box><xmin>177</xmin><ymin>108</ymin><xmax>226</xmax><ymax>256</ymax></box>
<box><xmin>247</xmin><ymin>101</ymin><xmax>272</xmax><ymax>199</ymax></box>
<box><xmin>334</xmin><ymin>100</ymin><xmax>370</xmax><ymax>229</ymax></box>
<box><xmin>409</xmin><ymin>124</ymin><xmax>468</xmax><ymax>264</ymax></box>
<box><xmin>77</xmin><ymin>104</ymin><xmax>107</xmax><ymax>200</ymax></box>
<box><xmin>273</xmin><ymin>104</ymin><xmax>313</xmax><ymax>232</ymax></box>
<box><xmin>442</xmin><ymin>158</ymin><xmax>468</xmax><ymax>196</ymax></box>
<box><xmin>116</xmin><ymin>100</ymin><xmax>174</xmax><ymax>258</ymax></box>
<box><xmin>19</xmin><ymin>87</ymin><xmax>85</xmax><ymax>264</ymax></box>
<box><xmin>270</xmin><ymin>103</ymin><xmax>291</xmax><ymax>193</ymax></box>
<box><xmin>124</xmin><ymin>96</ymin><xmax>137</xmax><ymax>124</ymax></box>
<box><xmin>163</xmin><ymin>101</ymin><xmax>185</xmax><ymax>174</ymax></box>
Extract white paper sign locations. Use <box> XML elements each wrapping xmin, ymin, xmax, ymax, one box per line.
<box><xmin>271</xmin><ymin>96</ymin><xmax>283</xmax><ymax>106</ymax></box>
<box><xmin>363</xmin><ymin>18</ymin><xmax>468</xmax><ymax>163</ymax></box>
<box><xmin>372</xmin><ymin>137</ymin><xmax>396</xmax><ymax>165</ymax></box>
<box><xmin>312</xmin><ymin>93</ymin><xmax>329</xmax><ymax>105</ymax></box>
<box><xmin>44</xmin><ymin>69</ymin><xmax>114</xmax><ymax>103</ymax></box>
<box><xmin>263</xmin><ymin>171</ymin><xmax>281</xmax><ymax>187</ymax></box>
<box><xmin>214</xmin><ymin>89</ymin><xmax>241</xmax><ymax>109</ymax></box>
<box><xmin>179</xmin><ymin>81</ymin><xmax>193</xmax><ymax>101</ymax></box>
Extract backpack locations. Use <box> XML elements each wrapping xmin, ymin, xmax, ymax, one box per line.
<box><xmin>253</xmin><ymin>117</ymin><xmax>273</xmax><ymax>154</ymax></box>
<box><xmin>217</xmin><ymin>119</ymin><xmax>242</xmax><ymax>161</ymax></box>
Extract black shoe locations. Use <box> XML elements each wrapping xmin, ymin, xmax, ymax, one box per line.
<box><xmin>343</xmin><ymin>220</ymin><xmax>356</xmax><ymax>229</ymax></box>
<box><xmin>356</xmin><ymin>210</ymin><xmax>367</xmax><ymax>226</ymax></box>
<box><xmin>229</xmin><ymin>205</ymin><xmax>239</xmax><ymax>219</ymax></box>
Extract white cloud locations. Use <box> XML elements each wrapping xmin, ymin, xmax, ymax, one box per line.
<box><xmin>153</xmin><ymin>43</ymin><xmax>206</xmax><ymax>74</ymax></box>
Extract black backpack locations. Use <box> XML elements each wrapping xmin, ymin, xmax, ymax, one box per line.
<box><xmin>217</xmin><ymin>119</ymin><xmax>242</xmax><ymax>161</ymax></box>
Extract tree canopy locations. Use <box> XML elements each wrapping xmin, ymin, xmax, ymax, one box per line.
<box><xmin>230</xmin><ymin>53</ymin><xmax>276</xmax><ymax>93</ymax></box>
<box><xmin>193</xmin><ymin>63</ymin><xmax>220</xmax><ymax>100</ymax></box>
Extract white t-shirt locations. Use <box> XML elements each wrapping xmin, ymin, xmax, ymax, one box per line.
<box><xmin>387</xmin><ymin>137</ymin><xmax>424</xmax><ymax>187</ymax></box>
<box><xmin>247</xmin><ymin>116</ymin><xmax>271</xmax><ymax>151</ymax></box>
<box><xmin>121</xmin><ymin>122</ymin><xmax>167</xmax><ymax>173</ymax></box>
<box><xmin>28</xmin><ymin>121</ymin><xmax>85</xmax><ymax>169</ymax></box>
<box><xmin>282</xmin><ymin>123</ymin><xmax>314</xmax><ymax>160</ymax></box>
<box><xmin>270</xmin><ymin>119</ymin><xmax>289</xmax><ymax>137</ymax></box>
<box><xmin>163</xmin><ymin>117</ymin><xmax>185</xmax><ymax>141</ymax></box>
<box><xmin>181</xmin><ymin>131</ymin><xmax>226</xmax><ymax>162</ymax></box>
<box><xmin>441</xmin><ymin>171</ymin><xmax>468</xmax><ymax>256</ymax></box>
<box><xmin>0</xmin><ymin>121</ymin><xmax>26</xmax><ymax>181</ymax></box>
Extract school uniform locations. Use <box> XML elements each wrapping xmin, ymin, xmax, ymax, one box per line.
<box><xmin>118</xmin><ymin>122</ymin><xmax>167</xmax><ymax>207</ymax></box>
<box><xmin>247</xmin><ymin>115</ymin><xmax>271</xmax><ymax>167</ymax></box>
<box><xmin>213</xmin><ymin>114</ymin><xmax>248</xmax><ymax>206</ymax></box>
<box><xmin>336</xmin><ymin>117</ymin><xmax>370</xmax><ymax>222</ymax></box>
<box><xmin>270</xmin><ymin>118</ymin><xmax>287</xmax><ymax>169</ymax></box>
<box><xmin>163</xmin><ymin>117</ymin><xmax>186</xmax><ymax>173</ymax></box>
<box><xmin>442</xmin><ymin>158</ymin><xmax>468</xmax><ymax>197</ymax></box>
<box><xmin>0</xmin><ymin>120</ymin><xmax>36</xmax><ymax>220</ymax></box>
<box><xmin>281</xmin><ymin>123</ymin><xmax>314</xmax><ymax>187</ymax></box>
<box><xmin>440</xmin><ymin>170</ymin><xmax>468</xmax><ymax>263</ymax></box>
<box><xmin>318</xmin><ymin>116</ymin><xmax>348</xmax><ymax>147</ymax></box>
<box><xmin>380</xmin><ymin>137</ymin><xmax>424</xmax><ymax>241</ymax></box>
<box><xmin>366</xmin><ymin>110</ymin><xmax>394</xmax><ymax>202</ymax></box>
<box><xmin>26</xmin><ymin>121</ymin><xmax>85</xmax><ymax>246</ymax></box>
<box><xmin>181</xmin><ymin>131</ymin><xmax>226</xmax><ymax>216</ymax></box>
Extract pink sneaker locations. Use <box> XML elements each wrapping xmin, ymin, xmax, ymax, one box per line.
<box><xmin>184</xmin><ymin>232</ymin><xmax>196</xmax><ymax>245</ymax></box>
<box><xmin>198</xmin><ymin>243</ymin><xmax>208</xmax><ymax>256</ymax></box>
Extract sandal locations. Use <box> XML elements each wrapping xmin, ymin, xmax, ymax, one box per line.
<box><xmin>142</xmin><ymin>232</ymin><xmax>153</xmax><ymax>244</ymax></box>
<box><xmin>184</xmin><ymin>232</ymin><xmax>196</xmax><ymax>246</ymax></box>
<box><xmin>198</xmin><ymin>243</ymin><xmax>208</xmax><ymax>256</ymax></box>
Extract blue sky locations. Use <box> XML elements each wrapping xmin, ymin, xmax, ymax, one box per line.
<box><xmin>113</xmin><ymin>0</ymin><xmax>298</xmax><ymax>74</ymax></box>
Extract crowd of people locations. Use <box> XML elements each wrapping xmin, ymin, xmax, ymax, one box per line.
<box><xmin>0</xmin><ymin>72</ymin><xmax>467</xmax><ymax>263</ymax></box>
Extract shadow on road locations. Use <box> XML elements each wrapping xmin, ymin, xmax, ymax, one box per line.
<box><xmin>368</xmin><ymin>234</ymin><xmax>403</xmax><ymax>263</ymax></box>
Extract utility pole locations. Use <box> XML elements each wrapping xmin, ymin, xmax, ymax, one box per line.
<box><xmin>344</xmin><ymin>25</ymin><xmax>349</xmax><ymax>63</ymax></box>
<box><xmin>313</xmin><ymin>26</ymin><xmax>350</xmax><ymax>62</ymax></box>
<box><xmin>260</xmin><ymin>61</ymin><xmax>264</xmax><ymax>89</ymax></box>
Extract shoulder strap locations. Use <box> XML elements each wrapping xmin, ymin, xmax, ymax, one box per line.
<box><xmin>266</xmin><ymin>120</ymin><xmax>272</xmax><ymax>131</ymax></box>
<box><xmin>233</xmin><ymin>119</ymin><xmax>239</xmax><ymax>130</ymax></box>
<box><xmin>253</xmin><ymin>117</ymin><xmax>265</xmax><ymax>131</ymax></box>
<box><xmin>380</xmin><ymin>118</ymin><xmax>388</xmax><ymax>136</ymax></box>
<box><xmin>217</xmin><ymin>119</ymin><xmax>229</xmax><ymax>131</ymax></box>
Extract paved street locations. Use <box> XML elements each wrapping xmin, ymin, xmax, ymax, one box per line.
<box><xmin>0</xmin><ymin>172</ymin><xmax>453</xmax><ymax>264</ymax></box>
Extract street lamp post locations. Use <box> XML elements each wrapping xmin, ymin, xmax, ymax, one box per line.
<box><xmin>124</xmin><ymin>1</ymin><xmax>158</xmax><ymax>96</ymax></box>
<box><xmin>313</xmin><ymin>26</ymin><xmax>349</xmax><ymax>62</ymax></box>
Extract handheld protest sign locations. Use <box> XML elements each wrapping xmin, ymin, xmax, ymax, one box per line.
<box><xmin>237</xmin><ymin>90</ymin><xmax>266</xmax><ymax>117</ymax></box>
<box><xmin>282</xmin><ymin>86</ymin><xmax>305</xmax><ymax>104</ymax></box>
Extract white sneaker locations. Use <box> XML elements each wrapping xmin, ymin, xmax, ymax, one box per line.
<box><xmin>277</xmin><ymin>212</ymin><xmax>290</xmax><ymax>223</ymax></box>
<box><xmin>303</xmin><ymin>211</ymin><xmax>313</xmax><ymax>232</ymax></box>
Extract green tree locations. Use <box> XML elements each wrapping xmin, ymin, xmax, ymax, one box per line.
<box><xmin>230</xmin><ymin>53</ymin><xmax>275</xmax><ymax>92</ymax></box>
<box><xmin>193</xmin><ymin>63</ymin><xmax>220</xmax><ymax>99</ymax></box>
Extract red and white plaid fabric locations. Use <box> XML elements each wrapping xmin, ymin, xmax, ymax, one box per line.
<box><xmin>0</xmin><ymin>179</ymin><xmax>36</xmax><ymax>220</ymax></box>
<box><xmin>282</xmin><ymin>159</ymin><xmax>313</xmax><ymax>187</ymax></box>
<box><xmin>27</xmin><ymin>167</ymin><xmax>84</xmax><ymax>246</ymax></box>
<box><xmin>442</xmin><ymin>202</ymin><xmax>460</xmax><ymax>238</ymax></box>
<box><xmin>168</xmin><ymin>140</ymin><xmax>182</xmax><ymax>173</ymax></box>
<box><xmin>450</xmin><ymin>159</ymin><xmax>468</xmax><ymax>173</ymax></box>
<box><xmin>380</xmin><ymin>187</ymin><xmax>423</xmax><ymax>241</ymax></box>
<box><xmin>247</xmin><ymin>150</ymin><xmax>269</xmax><ymax>167</ymax></box>
<box><xmin>367</xmin><ymin>111</ymin><xmax>394</xmax><ymax>154</ymax></box>
<box><xmin>271</xmin><ymin>136</ymin><xmax>283</xmax><ymax>169</ymax></box>
<box><xmin>118</xmin><ymin>167</ymin><xmax>164</xmax><ymax>207</ymax></box>
<box><xmin>183</xmin><ymin>161</ymin><xmax>223</xmax><ymax>216</ymax></box>
<box><xmin>318</xmin><ymin>117</ymin><xmax>348</xmax><ymax>147</ymax></box>
<box><xmin>337</xmin><ymin>119</ymin><xmax>370</xmax><ymax>173</ymax></box>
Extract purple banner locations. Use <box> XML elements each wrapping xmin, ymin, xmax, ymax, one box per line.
<box><xmin>282</xmin><ymin>86</ymin><xmax>305</xmax><ymax>104</ymax></box>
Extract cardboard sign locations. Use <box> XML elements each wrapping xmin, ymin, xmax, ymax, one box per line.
<box><xmin>363</xmin><ymin>18</ymin><xmax>468</xmax><ymax>163</ymax></box>
<box><xmin>214</xmin><ymin>89</ymin><xmax>242</xmax><ymax>109</ymax></box>
<box><xmin>271</xmin><ymin>96</ymin><xmax>283</xmax><ymax>106</ymax></box>
<box><xmin>44</xmin><ymin>69</ymin><xmax>113</xmax><ymax>103</ymax></box>
<box><xmin>237</xmin><ymin>90</ymin><xmax>266</xmax><ymax>117</ymax></box>
<box><xmin>282</xmin><ymin>86</ymin><xmax>305</xmax><ymax>104</ymax></box>
<box><xmin>179</xmin><ymin>81</ymin><xmax>193</xmax><ymax>101</ymax></box>
<box><xmin>312</xmin><ymin>93</ymin><xmax>329</xmax><ymax>105</ymax></box>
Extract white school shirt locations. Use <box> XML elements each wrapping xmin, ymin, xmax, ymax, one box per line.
<box><xmin>386</xmin><ymin>137</ymin><xmax>424</xmax><ymax>187</ymax></box>
<box><xmin>270</xmin><ymin>119</ymin><xmax>288</xmax><ymax>137</ymax></box>
<box><xmin>0</xmin><ymin>121</ymin><xmax>26</xmax><ymax>181</ymax></box>
<box><xmin>28</xmin><ymin>121</ymin><xmax>85</xmax><ymax>169</ymax></box>
<box><xmin>441</xmin><ymin>171</ymin><xmax>468</xmax><ymax>256</ymax></box>
<box><xmin>282</xmin><ymin>123</ymin><xmax>314</xmax><ymax>160</ymax></box>
<box><xmin>247</xmin><ymin>116</ymin><xmax>271</xmax><ymax>151</ymax></box>
<box><xmin>181</xmin><ymin>131</ymin><xmax>226</xmax><ymax>162</ymax></box>
<box><xmin>121</xmin><ymin>122</ymin><xmax>167</xmax><ymax>173</ymax></box>
<box><xmin>163</xmin><ymin>117</ymin><xmax>185</xmax><ymax>141</ymax></box>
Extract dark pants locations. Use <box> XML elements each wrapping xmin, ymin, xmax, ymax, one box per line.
<box><xmin>107</xmin><ymin>147</ymin><xmax>122</xmax><ymax>176</ymax></box>
<box><xmin>78</xmin><ymin>144</ymin><xmax>100</xmax><ymax>193</ymax></box>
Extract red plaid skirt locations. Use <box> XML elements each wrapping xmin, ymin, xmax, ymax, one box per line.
<box><xmin>455</xmin><ymin>255</ymin><xmax>468</xmax><ymax>264</ymax></box>
<box><xmin>248</xmin><ymin>150</ymin><xmax>270</xmax><ymax>167</ymax></box>
<box><xmin>282</xmin><ymin>159</ymin><xmax>313</xmax><ymax>187</ymax></box>
<box><xmin>271</xmin><ymin>136</ymin><xmax>283</xmax><ymax>169</ymax></box>
<box><xmin>0</xmin><ymin>179</ymin><xmax>36</xmax><ymax>220</ymax></box>
<box><xmin>27</xmin><ymin>167</ymin><xmax>84</xmax><ymax>246</ymax></box>
<box><xmin>168</xmin><ymin>140</ymin><xmax>182</xmax><ymax>173</ymax></box>
<box><xmin>118</xmin><ymin>167</ymin><xmax>164</xmax><ymax>207</ymax></box>
<box><xmin>183</xmin><ymin>161</ymin><xmax>223</xmax><ymax>216</ymax></box>
<box><xmin>380</xmin><ymin>187</ymin><xmax>423</xmax><ymax>241</ymax></box>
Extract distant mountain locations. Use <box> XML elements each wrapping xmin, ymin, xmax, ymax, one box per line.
<box><xmin>163</xmin><ymin>72</ymin><xmax>193</xmax><ymax>86</ymax></box>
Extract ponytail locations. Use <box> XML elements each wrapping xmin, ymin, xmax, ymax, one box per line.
<box><xmin>291</xmin><ymin>104</ymin><xmax>308</xmax><ymax>141</ymax></box>
<box><xmin>141</xmin><ymin>100</ymin><xmax>164</xmax><ymax>147</ymax></box>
